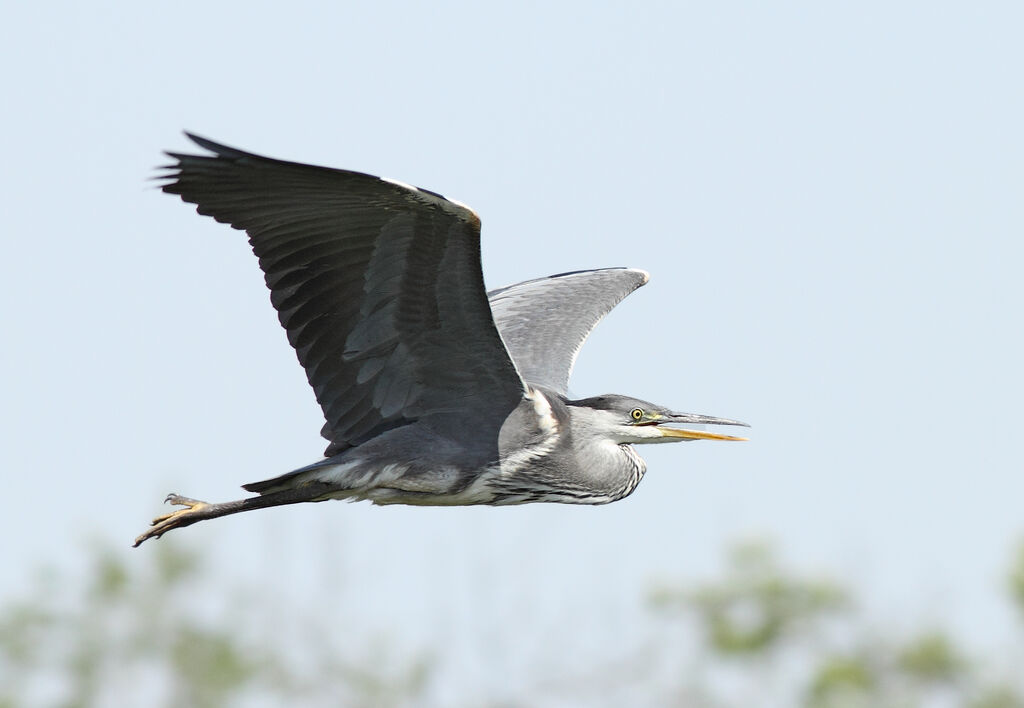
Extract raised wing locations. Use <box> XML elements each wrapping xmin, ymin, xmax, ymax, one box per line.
<box><xmin>160</xmin><ymin>134</ymin><xmax>525</xmax><ymax>457</ymax></box>
<box><xmin>487</xmin><ymin>268</ymin><xmax>649</xmax><ymax>394</ymax></box>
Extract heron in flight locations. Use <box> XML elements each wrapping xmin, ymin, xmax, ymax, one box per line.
<box><xmin>133</xmin><ymin>134</ymin><xmax>748</xmax><ymax>547</ymax></box>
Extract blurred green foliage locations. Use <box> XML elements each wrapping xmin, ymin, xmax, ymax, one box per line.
<box><xmin>650</xmin><ymin>540</ymin><xmax>1024</xmax><ymax>708</ymax></box>
<box><xmin>651</xmin><ymin>541</ymin><xmax>846</xmax><ymax>655</ymax></box>
<box><xmin>0</xmin><ymin>541</ymin><xmax>430</xmax><ymax>708</ymax></box>
<box><xmin>1</xmin><ymin>537</ymin><xmax>1022</xmax><ymax>706</ymax></box>
<box><xmin>1010</xmin><ymin>540</ymin><xmax>1024</xmax><ymax>624</ymax></box>
<box><xmin>896</xmin><ymin>631</ymin><xmax>964</xmax><ymax>682</ymax></box>
<box><xmin>808</xmin><ymin>655</ymin><xmax>875</xmax><ymax>702</ymax></box>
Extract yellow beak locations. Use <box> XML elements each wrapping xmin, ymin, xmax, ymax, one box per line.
<box><xmin>657</xmin><ymin>427</ymin><xmax>748</xmax><ymax>442</ymax></box>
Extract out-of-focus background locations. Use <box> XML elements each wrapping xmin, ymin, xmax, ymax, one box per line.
<box><xmin>2</xmin><ymin>2</ymin><xmax>1022</xmax><ymax>706</ymax></box>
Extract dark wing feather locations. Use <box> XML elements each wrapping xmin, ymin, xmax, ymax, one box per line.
<box><xmin>160</xmin><ymin>133</ymin><xmax>525</xmax><ymax>457</ymax></box>
<box><xmin>487</xmin><ymin>268</ymin><xmax>649</xmax><ymax>394</ymax></box>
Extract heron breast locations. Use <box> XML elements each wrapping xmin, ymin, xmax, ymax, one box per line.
<box><xmin>497</xmin><ymin>388</ymin><xmax>562</xmax><ymax>473</ymax></box>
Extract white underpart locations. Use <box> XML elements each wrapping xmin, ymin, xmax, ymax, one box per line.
<box><xmin>311</xmin><ymin>459</ymin><xmax>397</xmax><ymax>491</ymax></box>
<box><xmin>495</xmin><ymin>388</ymin><xmax>561</xmax><ymax>477</ymax></box>
<box><xmin>316</xmin><ymin>460</ymin><xmax>477</xmax><ymax>505</ymax></box>
<box><xmin>529</xmin><ymin>387</ymin><xmax>559</xmax><ymax>436</ymax></box>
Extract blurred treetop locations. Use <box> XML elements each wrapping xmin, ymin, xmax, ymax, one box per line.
<box><xmin>2</xmin><ymin>539</ymin><xmax>1022</xmax><ymax>707</ymax></box>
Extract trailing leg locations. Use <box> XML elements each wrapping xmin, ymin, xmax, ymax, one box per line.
<box><xmin>132</xmin><ymin>484</ymin><xmax>333</xmax><ymax>547</ymax></box>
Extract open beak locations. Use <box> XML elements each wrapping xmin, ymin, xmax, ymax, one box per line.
<box><xmin>656</xmin><ymin>413</ymin><xmax>749</xmax><ymax>442</ymax></box>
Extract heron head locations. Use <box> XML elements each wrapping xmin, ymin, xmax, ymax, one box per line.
<box><xmin>572</xmin><ymin>394</ymin><xmax>749</xmax><ymax>445</ymax></box>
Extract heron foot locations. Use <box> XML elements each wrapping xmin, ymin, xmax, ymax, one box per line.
<box><xmin>133</xmin><ymin>494</ymin><xmax>210</xmax><ymax>547</ymax></box>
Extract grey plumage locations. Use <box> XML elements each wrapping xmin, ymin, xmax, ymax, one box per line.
<box><xmin>487</xmin><ymin>268</ymin><xmax>650</xmax><ymax>395</ymax></box>
<box><xmin>134</xmin><ymin>134</ymin><xmax>747</xmax><ymax>547</ymax></box>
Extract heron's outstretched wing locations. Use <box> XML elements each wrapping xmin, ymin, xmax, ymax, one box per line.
<box><xmin>160</xmin><ymin>134</ymin><xmax>526</xmax><ymax>457</ymax></box>
<box><xmin>487</xmin><ymin>268</ymin><xmax>649</xmax><ymax>394</ymax></box>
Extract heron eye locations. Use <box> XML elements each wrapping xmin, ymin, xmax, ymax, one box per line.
<box><xmin>630</xmin><ymin>408</ymin><xmax>644</xmax><ymax>421</ymax></box>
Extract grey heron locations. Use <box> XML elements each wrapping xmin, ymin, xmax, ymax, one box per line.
<box><xmin>133</xmin><ymin>134</ymin><xmax>748</xmax><ymax>547</ymax></box>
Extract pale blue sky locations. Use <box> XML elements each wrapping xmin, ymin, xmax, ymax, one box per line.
<box><xmin>2</xmin><ymin>1</ymin><xmax>1022</xmax><ymax>702</ymax></box>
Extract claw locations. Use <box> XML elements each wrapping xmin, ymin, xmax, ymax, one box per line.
<box><xmin>161</xmin><ymin>494</ymin><xmax>207</xmax><ymax>513</ymax></box>
<box><xmin>133</xmin><ymin>493</ymin><xmax>210</xmax><ymax>547</ymax></box>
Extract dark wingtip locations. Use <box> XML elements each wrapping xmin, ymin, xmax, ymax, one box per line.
<box><xmin>183</xmin><ymin>130</ymin><xmax>215</xmax><ymax>149</ymax></box>
<box><xmin>157</xmin><ymin>133</ymin><xmax>246</xmax><ymax>194</ymax></box>
<box><xmin>180</xmin><ymin>131</ymin><xmax>252</xmax><ymax>160</ymax></box>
